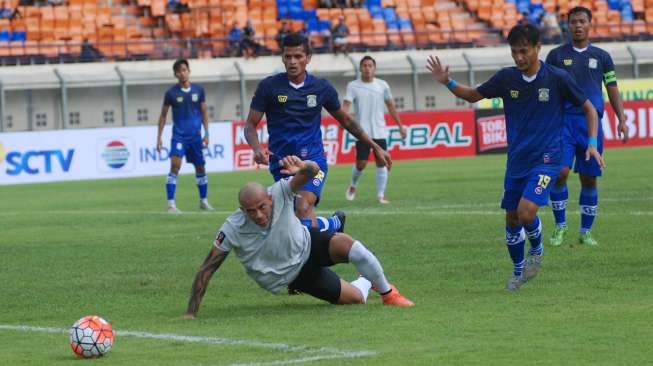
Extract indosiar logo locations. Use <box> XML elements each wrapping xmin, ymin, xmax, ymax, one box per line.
<box><xmin>0</xmin><ymin>142</ymin><xmax>75</xmax><ymax>176</ymax></box>
<box><xmin>102</xmin><ymin>140</ymin><xmax>130</xmax><ymax>169</ymax></box>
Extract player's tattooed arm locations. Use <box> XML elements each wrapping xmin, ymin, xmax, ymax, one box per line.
<box><xmin>184</xmin><ymin>247</ymin><xmax>229</xmax><ymax>319</ymax></box>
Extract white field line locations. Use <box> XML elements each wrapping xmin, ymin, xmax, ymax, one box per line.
<box><xmin>0</xmin><ymin>324</ymin><xmax>375</xmax><ymax>365</ymax></box>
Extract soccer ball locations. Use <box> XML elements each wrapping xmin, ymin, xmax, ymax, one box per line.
<box><xmin>69</xmin><ymin>315</ymin><xmax>114</xmax><ymax>358</ymax></box>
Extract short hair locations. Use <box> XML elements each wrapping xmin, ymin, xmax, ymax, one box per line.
<box><xmin>568</xmin><ymin>6</ymin><xmax>592</xmax><ymax>22</ymax></box>
<box><xmin>281</xmin><ymin>33</ymin><xmax>311</xmax><ymax>54</ymax></box>
<box><xmin>173</xmin><ymin>59</ymin><xmax>189</xmax><ymax>73</ymax></box>
<box><xmin>507</xmin><ymin>24</ymin><xmax>540</xmax><ymax>47</ymax></box>
<box><xmin>360</xmin><ymin>55</ymin><xmax>376</xmax><ymax>67</ymax></box>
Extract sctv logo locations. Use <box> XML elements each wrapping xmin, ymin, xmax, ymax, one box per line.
<box><xmin>0</xmin><ymin>142</ymin><xmax>75</xmax><ymax>176</ymax></box>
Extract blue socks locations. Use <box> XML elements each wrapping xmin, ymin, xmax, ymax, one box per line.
<box><xmin>166</xmin><ymin>173</ymin><xmax>177</xmax><ymax>201</ymax></box>
<box><xmin>525</xmin><ymin>216</ymin><xmax>543</xmax><ymax>256</ymax></box>
<box><xmin>196</xmin><ymin>173</ymin><xmax>208</xmax><ymax>200</ymax></box>
<box><xmin>579</xmin><ymin>186</ymin><xmax>598</xmax><ymax>234</ymax></box>
<box><xmin>505</xmin><ymin>225</ymin><xmax>526</xmax><ymax>277</ymax></box>
<box><xmin>300</xmin><ymin>216</ymin><xmax>342</xmax><ymax>232</ymax></box>
<box><xmin>550</xmin><ymin>184</ymin><xmax>568</xmax><ymax>228</ymax></box>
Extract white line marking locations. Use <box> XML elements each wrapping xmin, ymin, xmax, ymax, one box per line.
<box><xmin>0</xmin><ymin>324</ymin><xmax>375</xmax><ymax>365</ymax></box>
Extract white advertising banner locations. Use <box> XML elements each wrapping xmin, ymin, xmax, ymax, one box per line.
<box><xmin>0</xmin><ymin>122</ymin><xmax>233</xmax><ymax>185</ymax></box>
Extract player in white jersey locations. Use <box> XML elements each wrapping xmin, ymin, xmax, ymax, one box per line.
<box><xmin>182</xmin><ymin>156</ymin><xmax>414</xmax><ymax>318</ymax></box>
<box><xmin>343</xmin><ymin>56</ymin><xmax>407</xmax><ymax>204</ymax></box>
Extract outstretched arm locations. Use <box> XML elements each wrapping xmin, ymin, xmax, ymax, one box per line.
<box><xmin>426</xmin><ymin>55</ymin><xmax>485</xmax><ymax>103</ymax></box>
<box><xmin>183</xmin><ymin>247</ymin><xmax>229</xmax><ymax>319</ymax></box>
<box><xmin>329</xmin><ymin>108</ymin><xmax>392</xmax><ymax>169</ymax></box>
<box><xmin>279</xmin><ymin>155</ymin><xmax>320</xmax><ymax>193</ymax></box>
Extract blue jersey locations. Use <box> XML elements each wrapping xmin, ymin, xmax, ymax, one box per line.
<box><xmin>250</xmin><ymin>72</ymin><xmax>341</xmax><ymax>169</ymax></box>
<box><xmin>163</xmin><ymin>84</ymin><xmax>205</xmax><ymax>142</ymax></box>
<box><xmin>477</xmin><ymin>62</ymin><xmax>587</xmax><ymax>178</ymax></box>
<box><xmin>545</xmin><ymin>43</ymin><xmax>616</xmax><ymax>117</ymax></box>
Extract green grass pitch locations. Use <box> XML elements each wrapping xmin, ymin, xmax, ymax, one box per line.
<box><xmin>1</xmin><ymin>146</ymin><xmax>652</xmax><ymax>365</ymax></box>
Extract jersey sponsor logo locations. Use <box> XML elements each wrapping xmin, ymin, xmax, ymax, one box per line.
<box><xmin>510</xmin><ymin>90</ymin><xmax>519</xmax><ymax>98</ymax></box>
<box><xmin>563</xmin><ymin>59</ymin><xmax>573</xmax><ymax>66</ymax></box>
<box><xmin>588</xmin><ymin>58</ymin><xmax>598</xmax><ymax>69</ymax></box>
<box><xmin>307</xmin><ymin>94</ymin><xmax>317</xmax><ymax>107</ymax></box>
<box><xmin>277</xmin><ymin>95</ymin><xmax>288</xmax><ymax>103</ymax></box>
<box><xmin>176</xmin><ymin>96</ymin><xmax>184</xmax><ymax>103</ymax></box>
<box><xmin>192</xmin><ymin>93</ymin><xmax>199</xmax><ymax>102</ymax></box>
<box><xmin>538</xmin><ymin>88</ymin><xmax>550</xmax><ymax>102</ymax></box>
<box><xmin>312</xmin><ymin>169</ymin><xmax>325</xmax><ymax>187</ymax></box>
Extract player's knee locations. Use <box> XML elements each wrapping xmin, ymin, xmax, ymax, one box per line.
<box><xmin>356</xmin><ymin>161</ymin><xmax>367</xmax><ymax>171</ymax></box>
<box><xmin>517</xmin><ymin>209</ymin><xmax>537</xmax><ymax>226</ymax></box>
<box><xmin>556</xmin><ymin>168</ymin><xmax>570</xmax><ymax>185</ymax></box>
<box><xmin>580</xmin><ymin>175</ymin><xmax>597</xmax><ymax>188</ymax></box>
<box><xmin>195</xmin><ymin>165</ymin><xmax>206</xmax><ymax>174</ymax></box>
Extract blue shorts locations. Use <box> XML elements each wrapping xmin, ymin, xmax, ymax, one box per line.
<box><xmin>562</xmin><ymin>114</ymin><xmax>603</xmax><ymax>177</ymax></box>
<box><xmin>271</xmin><ymin>157</ymin><xmax>328</xmax><ymax>206</ymax></box>
<box><xmin>501</xmin><ymin>166</ymin><xmax>560</xmax><ymax>211</ymax></box>
<box><xmin>170</xmin><ymin>138</ymin><xmax>206</xmax><ymax>166</ymax></box>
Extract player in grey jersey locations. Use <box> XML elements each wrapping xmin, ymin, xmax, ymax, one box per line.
<box><xmin>183</xmin><ymin>156</ymin><xmax>413</xmax><ymax>318</ymax></box>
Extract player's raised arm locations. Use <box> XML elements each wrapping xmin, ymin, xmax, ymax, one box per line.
<box><xmin>329</xmin><ymin>108</ymin><xmax>392</xmax><ymax>169</ymax></box>
<box><xmin>244</xmin><ymin>108</ymin><xmax>272</xmax><ymax>165</ymax></box>
<box><xmin>581</xmin><ymin>100</ymin><xmax>605</xmax><ymax>168</ymax></box>
<box><xmin>183</xmin><ymin>246</ymin><xmax>230</xmax><ymax>319</ymax></box>
<box><xmin>427</xmin><ymin>55</ymin><xmax>485</xmax><ymax>103</ymax></box>
<box><xmin>156</xmin><ymin>104</ymin><xmax>170</xmax><ymax>153</ymax></box>
<box><xmin>279</xmin><ymin>156</ymin><xmax>320</xmax><ymax>193</ymax></box>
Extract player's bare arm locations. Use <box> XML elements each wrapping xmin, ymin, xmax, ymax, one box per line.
<box><xmin>426</xmin><ymin>55</ymin><xmax>484</xmax><ymax>103</ymax></box>
<box><xmin>606</xmin><ymin>85</ymin><xmax>628</xmax><ymax>142</ymax></box>
<box><xmin>184</xmin><ymin>247</ymin><xmax>229</xmax><ymax>319</ymax></box>
<box><xmin>385</xmin><ymin>99</ymin><xmax>407</xmax><ymax>139</ymax></box>
<box><xmin>200</xmin><ymin>102</ymin><xmax>209</xmax><ymax>147</ymax></box>
<box><xmin>329</xmin><ymin>108</ymin><xmax>392</xmax><ymax>169</ymax></box>
<box><xmin>342</xmin><ymin>99</ymin><xmax>352</xmax><ymax>113</ymax></box>
<box><xmin>156</xmin><ymin>104</ymin><xmax>170</xmax><ymax>152</ymax></box>
<box><xmin>279</xmin><ymin>156</ymin><xmax>320</xmax><ymax>193</ymax></box>
<box><xmin>244</xmin><ymin>109</ymin><xmax>272</xmax><ymax>165</ymax></box>
<box><xmin>581</xmin><ymin>100</ymin><xmax>605</xmax><ymax>168</ymax></box>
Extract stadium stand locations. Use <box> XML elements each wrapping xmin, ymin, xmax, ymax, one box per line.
<box><xmin>0</xmin><ymin>0</ymin><xmax>651</xmax><ymax>64</ymax></box>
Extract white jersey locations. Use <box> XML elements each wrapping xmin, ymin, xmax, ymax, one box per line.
<box><xmin>344</xmin><ymin>78</ymin><xmax>393</xmax><ymax>139</ymax></box>
<box><xmin>214</xmin><ymin>179</ymin><xmax>311</xmax><ymax>294</ymax></box>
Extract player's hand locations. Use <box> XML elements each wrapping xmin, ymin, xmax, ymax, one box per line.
<box><xmin>426</xmin><ymin>55</ymin><xmax>450</xmax><ymax>84</ymax></box>
<box><xmin>399</xmin><ymin>125</ymin><xmax>407</xmax><ymax>140</ymax></box>
<box><xmin>203</xmin><ymin>135</ymin><xmax>209</xmax><ymax>148</ymax></box>
<box><xmin>617</xmin><ymin>121</ymin><xmax>629</xmax><ymax>143</ymax></box>
<box><xmin>373</xmin><ymin>147</ymin><xmax>392</xmax><ymax>170</ymax></box>
<box><xmin>253</xmin><ymin>147</ymin><xmax>272</xmax><ymax>165</ymax></box>
<box><xmin>279</xmin><ymin>155</ymin><xmax>304</xmax><ymax>175</ymax></box>
<box><xmin>585</xmin><ymin>145</ymin><xmax>605</xmax><ymax>169</ymax></box>
<box><xmin>156</xmin><ymin>137</ymin><xmax>163</xmax><ymax>153</ymax></box>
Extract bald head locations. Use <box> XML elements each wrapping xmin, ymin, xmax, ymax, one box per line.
<box><xmin>238</xmin><ymin>182</ymin><xmax>267</xmax><ymax>206</ymax></box>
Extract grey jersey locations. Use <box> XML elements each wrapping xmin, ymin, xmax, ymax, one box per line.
<box><xmin>214</xmin><ymin>178</ymin><xmax>311</xmax><ymax>294</ymax></box>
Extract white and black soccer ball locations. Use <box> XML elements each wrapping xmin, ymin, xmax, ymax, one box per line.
<box><xmin>69</xmin><ymin>315</ymin><xmax>114</xmax><ymax>358</ymax></box>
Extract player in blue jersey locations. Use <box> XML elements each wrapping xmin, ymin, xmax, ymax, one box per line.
<box><xmin>427</xmin><ymin>24</ymin><xmax>604</xmax><ymax>291</ymax></box>
<box><xmin>156</xmin><ymin>59</ymin><xmax>214</xmax><ymax>214</ymax></box>
<box><xmin>545</xmin><ymin>6</ymin><xmax>629</xmax><ymax>247</ymax></box>
<box><xmin>244</xmin><ymin>33</ymin><xmax>392</xmax><ymax>233</ymax></box>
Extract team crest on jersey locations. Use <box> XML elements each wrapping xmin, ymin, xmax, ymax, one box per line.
<box><xmin>588</xmin><ymin>58</ymin><xmax>598</xmax><ymax>69</ymax></box>
<box><xmin>538</xmin><ymin>88</ymin><xmax>550</xmax><ymax>102</ymax></box>
<box><xmin>563</xmin><ymin>59</ymin><xmax>573</xmax><ymax>66</ymax></box>
<box><xmin>510</xmin><ymin>90</ymin><xmax>519</xmax><ymax>98</ymax></box>
<box><xmin>192</xmin><ymin>93</ymin><xmax>198</xmax><ymax>102</ymax></box>
<box><xmin>307</xmin><ymin>94</ymin><xmax>317</xmax><ymax>107</ymax></box>
<box><xmin>176</xmin><ymin>96</ymin><xmax>184</xmax><ymax>103</ymax></box>
<box><xmin>278</xmin><ymin>95</ymin><xmax>288</xmax><ymax>103</ymax></box>
<box><xmin>312</xmin><ymin>170</ymin><xmax>325</xmax><ymax>187</ymax></box>
<box><xmin>534</xmin><ymin>186</ymin><xmax>543</xmax><ymax>195</ymax></box>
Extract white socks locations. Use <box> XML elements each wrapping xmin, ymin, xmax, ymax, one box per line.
<box><xmin>167</xmin><ymin>199</ymin><xmax>176</xmax><ymax>207</ymax></box>
<box><xmin>376</xmin><ymin>166</ymin><xmax>388</xmax><ymax>199</ymax></box>
<box><xmin>351</xmin><ymin>166</ymin><xmax>363</xmax><ymax>187</ymax></box>
<box><xmin>348</xmin><ymin>241</ymin><xmax>391</xmax><ymax>294</ymax></box>
<box><xmin>350</xmin><ymin>276</ymin><xmax>372</xmax><ymax>303</ymax></box>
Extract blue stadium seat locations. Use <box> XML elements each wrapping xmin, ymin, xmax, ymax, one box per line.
<box><xmin>383</xmin><ymin>8</ymin><xmax>397</xmax><ymax>22</ymax></box>
<box><xmin>10</xmin><ymin>31</ymin><xmax>26</xmax><ymax>42</ymax></box>
<box><xmin>307</xmin><ymin>18</ymin><xmax>319</xmax><ymax>32</ymax></box>
<box><xmin>288</xmin><ymin>0</ymin><xmax>302</xmax><ymax>7</ymax></box>
<box><xmin>386</xmin><ymin>20</ymin><xmax>399</xmax><ymax>29</ymax></box>
<box><xmin>303</xmin><ymin>9</ymin><xmax>317</xmax><ymax>20</ymax></box>
<box><xmin>278</xmin><ymin>6</ymin><xmax>289</xmax><ymax>18</ymax></box>
<box><xmin>369</xmin><ymin>6</ymin><xmax>383</xmax><ymax>19</ymax></box>
<box><xmin>289</xmin><ymin>6</ymin><xmax>304</xmax><ymax>20</ymax></box>
<box><xmin>364</xmin><ymin>0</ymin><xmax>382</xmax><ymax>7</ymax></box>
<box><xmin>399</xmin><ymin>19</ymin><xmax>412</xmax><ymax>30</ymax></box>
<box><xmin>0</xmin><ymin>30</ymin><xmax>9</xmax><ymax>42</ymax></box>
<box><xmin>319</xmin><ymin>20</ymin><xmax>332</xmax><ymax>32</ymax></box>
